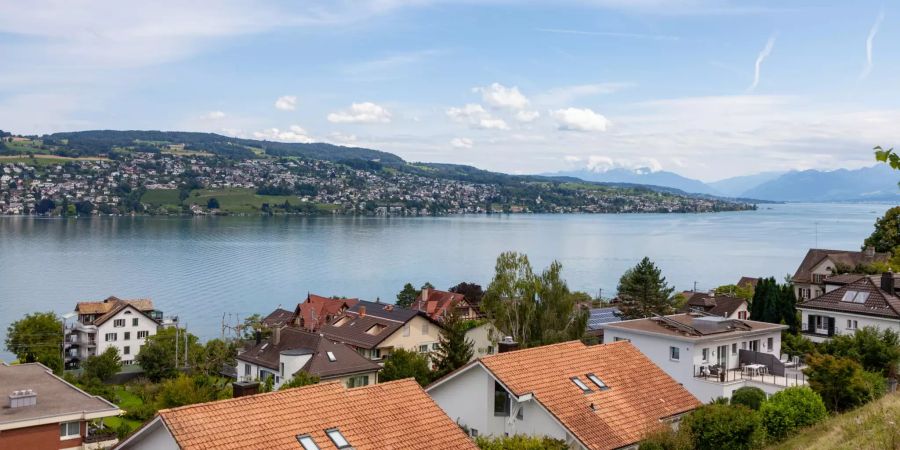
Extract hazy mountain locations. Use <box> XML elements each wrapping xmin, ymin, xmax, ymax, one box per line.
<box><xmin>742</xmin><ymin>165</ymin><xmax>900</xmax><ymax>202</ymax></box>
<box><xmin>543</xmin><ymin>167</ymin><xmax>719</xmax><ymax>195</ymax></box>
<box><xmin>708</xmin><ymin>171</ymin><xmax>786</xmax><ymax>198</ymax></box>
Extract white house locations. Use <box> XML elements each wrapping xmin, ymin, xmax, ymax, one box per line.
<box><xmin>66</xmin><ymin>297</ymin><xmax>176</xmax><ymax>367</ymax></box>
<box><xmin>600</xmin><ymin>313</ymin><xmax>800</xmax><ymax>402</ymax></box>
<box><xmin>791</xmin><ymin>247</ymin><xmax>889</xmax><ymax>301</ymax></box>
<box><xmin>678</xmin><ymin>292</ymin><xmax>748</xmax><ymax>320</ymax></box>
<box><xmin>426</xmin><ymin>340</ymin><xmax>700</xmax><ymax>449</ymax></box>
<box><xmin>797</xmin><ymin>273</ymin><xmax>900</xmax><ymax>343</ymax></box>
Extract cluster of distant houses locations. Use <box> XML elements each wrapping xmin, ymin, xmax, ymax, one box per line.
<box><xmin>3</xmin><ymin>246</ymin><xmax>898</xmax><ymax>450</ymax></box>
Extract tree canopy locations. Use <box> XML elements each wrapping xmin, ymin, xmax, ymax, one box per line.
<box><xmin>82</xmin><ymin>347</ymin><xmax>122</xmax><ymax>382</ymax></box>
<box><xmin>863</xmin><ymin>206</ymin><xmax>900</xmax><ymax>255</ymax></box>
<box><xmin>279</xmin><ymin>371</ymin><xmax>320</xmax><ymax>390</ymax></box>
<box><xmin>804</xmin><ymin>353</ymin><xmax>886</xmax><ymax>412</ymax></box>
<box><xmin>379</xmin><ymin>348</ymin><xmax>432</xmax><ymax>386</ymax></box>
<box><xmin>749</xmin><ymin>277</ymin><xmax>798</xmax><ymax>333</ymax></box>
<box><xmin>396</xmin><ymin>283</ymin><xmax>418</xmax><ymax>309</ymax></box>
<box><xmin>136</xmin><ymin>327</ymin><xmax>203</xmax><ymax>382</ymax></box>
<box><xmin>431</xmin><ymin>310</ymin><xmax>474</xmax><ymax>379</ymax></box>
<box><xmin>5</xmin><ymin>311</ymin><xmax>63</xmax><ymax>373</ymax></box>
<box><xmin>616</xmin><ymin>257</ymin><xmax>675</xmax><ymax>319</ymax></box>
<box><xmin>819</xmin><ymin>326</ymin><xmax>900</xmax><ymax>377</ymax></box>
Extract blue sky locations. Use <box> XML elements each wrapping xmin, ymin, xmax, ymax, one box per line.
<box><xmin>1</xmin><ymin>1</ymin><xmax>898</xmax><ymax>180</ymax></box>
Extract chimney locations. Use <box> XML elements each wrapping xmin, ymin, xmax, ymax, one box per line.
<box><xmin>232</xmin><ymin>381</ymin><xmax>259</xmax><ymax>398</ymax></box>
<box><xmin>255</xmin><ymin>331</ymin><xmax>262</xmax><ymax>345</ymax></box>
<box><xmin>274</xmin><ymin>326</ymin><xmax>282</xmax><ymax>346</ymax></box>
<box><xmin>865</xmin><ymin>246</ymin><xmax>876</xmax><ymax>258</ymax></box>
<box><xmin>881</xmin><ymin>271</ymin><xmax>895</xmax><ymax>294</ymax></box>
<box><xmin>358</xmin><ymin>306</ymin><xmax>366</xmax><ymax>318</ymax></box>
<box><xmin>9</xmin><ymin>389</ymin><xmax>37</xmax><ymax>408</ymax></box>
<box><xmin>422</xmin><ymin>288</ymin><xmax>430</xmax><ymax>302</ymax></box>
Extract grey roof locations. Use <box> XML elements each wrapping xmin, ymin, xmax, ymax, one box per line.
<box><xmin>678</xmin><ymin>293</ymin><xmax>747</xmax><ymax>318</ymax></box>
<box><xmin>799</xmin><ymin>276</ymin><xmax>900</xmax><ymax>319</ymax></box>
<box><xmin>792</xmin><ymin>248</ymin><xmax>890</xmax><ymax>284</ymax></box>
<box><xmin>321</xmin><ymin>301</ymin><xmax>428</xmax><ymax>349</ymax></box>
<box><xmin>237</xmin><ymin>327</ymin><xmax>380</xmax><ymax>379</ymax></box>
<box><xmin>587</xmin><ymin>307</ymin><xmax>622</xmax><ymax>330</ymax></box>
<box><xmin>0</xmin><ymin>363</ymin><xmax>120</xmax><ymax>427</ymax></box>
<box><xmin>602</xmin><ymin>313</ymin><xmax>785</xmax><ymax>341</ymax></box>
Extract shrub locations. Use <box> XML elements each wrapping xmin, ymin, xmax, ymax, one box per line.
<box><xmin>123</xmin><ymin>403</ymin><xmax>157</xmax><ymax>422</ymax></box>
<box><xmin>474</xmin><ymin>435</ymin><xmax>568</xmax><ymax>450</ymax></box>
<box><xmin>759</xmin><ymin>387</ymin><xmax>827</xmax><ymax>440</ymax></box>
<box><xmin>638</xmin><ymin>427</ymin><xmax>693</xmax><ymax>450</ymax></box>
<box><xmin>681</xmin><ymin>404</ymin><xmax>766</xmax><ymax>450</ymax></box>
<box><xmin>730</xmin><ymin>387</ymin><xmax>767</xmax><ymax>411</ymax></box>
<box><xmin>821</xmin><ymin>327</ymin><xmax>900</xmax><ymax>376</ymax></box>
<box><xmin>805</xmin><ymin>354</ymin><xmax>887</xmax><ymax>411</ymax></box>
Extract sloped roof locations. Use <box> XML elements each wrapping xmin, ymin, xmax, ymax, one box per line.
<box><xmin>474</xmin><ymin>341</ymin><xmax>700</xmax><ymax>450</ymax></box>
<box><xmin>678</xmin><ymin>293</ymin><xmax>746</xmax><ymax>318</ymax></box>
<box><xmin>410</xmin><ymin>288</ymin><xmax>468</xmax><ymax>321</ymax></box>
<box><xmin>261</xmin><ymin>308</ymin><xmax>294</xmax><ymax>328</ymax></box>
<box><xmin>602</xmin><ymin>313</ymin><xmax>784</xmax><ymax>341</ymax></box>
<box><xmin>293</xmin><ymin>294</ymin><xmax>359</xmax><ymax>331</ymax></box>
<box><xmin>93</xmin><ymin>302</ymin><xmax>158</xmax><ymax>326</ymax></box>
<box><xmin>823</xmin><ymin>274</ymin><xmax>867</xmax><ymax>286</ymax></box>
<box><xmin>75</xmin><ymin>296</ymin><xmax>154</xmax><ymax>315</ymax></box>
<box><xmin>737</xmin><ymin>277</ymin><xmax>759</xmax><ymax>288</ymax></box>
<box><xmin>321</xmin><ymin>300</ymin><xmax>422</xmax><ymax>349</ymax></box>
<box><xmin>587</xmin><ymin>307</ymin><xmax>622</xmax><ymax>330</ymax></box>
<box><xmin>799</xmin><ymin>276</ymin><xmax>900</xmax><ymax>319</ymax></box>
<box><xmin>792</xmin><ymin>248</ymin><xmax>890</xmax><ymax>283</ymax></box>
<box><xmin>155</xmin><ymin>379</ymin><xmax>477</xmax><ymax>450</ymax></box>
<box><xmin>237</xmin><ymin>327</ymin><xmax>379</xmax><ymax>379</ymax></box>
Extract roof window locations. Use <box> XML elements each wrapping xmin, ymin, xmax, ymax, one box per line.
<box><xmin>326</xmin><ymin>428</ymin><xmax>351</xmax><ymax>449</ymax></box>
<box><xmin>365</xmin><ymin>323</ymin><xmax>386</xmax><ymax>335</ymax></box>
<box><xmin>326</xmin><ymin>351</ymin><xmax>336</xmax><ymax>362</ymax></box>
<box><xmin>296</xmin><ymin>434</ymin><xmax>320</xmax><ymax>450</ymax></box>
<box><xmin>571</xmin><ymin>376</ymin><xmax>591</xmax><ymax>393</ymax></box>
<box><xmin>840</xmin><ymin>290</ymin><xmax>869</xmax><ymax>304</ymax></box>
<box><xmin>586</xmin><ymin>373</ymin><xmax>609</xmax><ymax>391</ymax></box>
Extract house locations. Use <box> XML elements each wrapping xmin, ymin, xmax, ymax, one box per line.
<box><xmin>737</xmin><ymin>277</ymin><xmax>759</xmax><ymax>290</ymax></box>
<box><xmin>585</xmin><ymin>306</ymin><xmax>622</xmax><ymax>342</ymax></box>
<box><xmin>0</xmin><ymin>363</ymin><xmax>121</xmax><ymax>450</ymax></box>
<box><xmin>410</xmin><ymin>287</ymin><xmax>480</xmax><ymax>321</ymax></box>
<box><xmin>320</xmin><ymin>300</ymin><xmax>444</xmax><ymax>361</ymax></box>
<box><xmin>791</xmin><ymin>247</ymin><xmax>890</xmax><ymax>300</ymax></box>
<box><xmin>601</xmin><ymin>313</ymin><xmax>802</xmax><ymax>402</ymax></box>
<box><xmin>65</xmin><ymin>296</ymin><xmax>176</xmax><ymax>368</ymax></box>
<box><xmin>236</xmin><ymin>326</ymin><xmax>381</xmax><ymax>390</ymax></box>
<box><xmin>426</xmin><ymin>340</ymin><xmax>700</xmax><ymax>449</ymax></box>
<box><xmin>290</xmin><ymin>294</ymin><xmax>359</xmax><ymax>331</ymax></box>
<box><xmin>677</xmin><ymin>292</ymin><xmax>748</xmax><ymax>320</ymax></box>
<box><xmin>260</xmin><ymin>308</ymin><xmax>293</xmax><ymax>328</ymax></box>
<box><xmin>797</xmin><ymin>273</ymin><xmax>900</xmax><ymax>343</ymax></box>
<box><xmin>115</xmin><ymin>379</ymin><xmax>478</xmax><ymax>450</ymax></box>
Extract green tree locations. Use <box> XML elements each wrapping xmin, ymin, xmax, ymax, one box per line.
<box><xmin>136</xmin><ymin>327</ymin><xmax>202</xmax><ymax>382</ymax></box>
<box><xmin>379</xmin><ymin>348</ymin><xmax>432</xmax><ymax>386</ymax></box>
<box><xmin>156</xmin><ymin>374</ymin><xmax>231</xmax><ymax>408</ymax></box>
<box><xmin>481</xmin><ymin>252</ymin><xmax>587</xmax><ymax>347</ymax></box>
<box><xmin>241</xmin><ymin>314</ymin><xmax>270</xmax><ymax>340</ymax></box>
<box><xmin>616</xmin><ymin>257</ymin><xmax>675</xmax><ymax>319</ymax></box>
<box><xmin>820</xmin><ymin>326</ymin><xmax>900</xmax><ymax>377</ymax></box>
<box><xmin>475</xmin><ymin>435</ymin><xmax>568</xmax><ymax>450</ymax></box>
<box><xmin>82</xmin><ymin>347</ymin><xmax>122</xmax><ymax>382</ymax></box>
<box><xmin>758</xmin><ymin>387</ymin><xmax>827</xmax><ymax>440</ymax></box>
<box><xmin>749</xmin><ymin>277</ymin><xmax>798</xmax><ymax>333</ymax></box>
<box><xmin>639</xmin><ymin>428</ymin><xmax>693</xmax><ymax>450</ymax></box>
<box><xmin>729</xmin><ymin>386</ymin><xmax>766</xmax><ymax>411</ymax></box>
<box><xmin>804</xmin><ymin>353</ymin><xmax>886</xmax><ymax>411</ymax></box>
<box><xmin>780</xmin><ymin>332</ymin><xmax>815</xmax><ymax>358</ymax></box>
<box><xmin>396</xmin><ymin>283</ymin><xmax>419</xmax><ymax>309</ymax></box>
<box><xmin>863</xmin><ymin>206</ymin><xmax>900</xmax><ymax>254</ymax></box>
<box><xmin>431</xmin><ymin>310</ymin><xmax>474</xmax><ymax>379</ymax></box>
<box><xmin>680</xmin><ymin>404</ymin><xmax>766</xmax><ymax>450</ymax></box>
<box><xmin>5</xmin><ymin>312</ymin><xmax>63</xmax><ymax>373</ymax></box>
<box><xmin>194</xmin><ymin>339</ymin><xmax>237</xmax><ymax>376</ymax></box>
<box><xmin>206</xmin><ymin>197</ymin><xmax>220</xmax><ymax>209</ymax></box>
<box><xmin>279</xmin><ymin>371</ymin><xmax>320</xmax><ymax>390</ymax></box>
<box><xmin>714</xmin><ymin>284</ymin><xmax>754</xmax><ymax>300</ymax></box>
<box><xmin>421</xmin><ymin>281</ymin><xmax>435</xmax><ymax>290</ymax></box>
<box><xmin>875</xmin><ymin>145</ymin><xmax>900</xmax><ymax>188</ymax></box>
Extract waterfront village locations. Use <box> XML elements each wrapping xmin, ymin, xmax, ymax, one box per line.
<box><xmin>0</xmin><ymin>152</ymin><xmax>751</xmax><ymax>217</ymax></box>
<box><xmin>3</xmin><ymin>242</ymin><xmax>900</xmax><ymax>450</ymax></box>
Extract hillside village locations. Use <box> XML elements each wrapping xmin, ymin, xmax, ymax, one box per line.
<box><xmin>3</xmin><ymin>241</ymin><xmax>900</xmax><ymax>450</ymax></box>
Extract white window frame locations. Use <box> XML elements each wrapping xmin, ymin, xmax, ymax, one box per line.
<box><xmin>701</xmin><ymin>348</ymin><xmax>709</xmax><ymax>362</ymax></box>
<box><xmin>669</xmin><ymin>346</ymin><xmax>680</xmax><ymax>361</ymax></box>
<box><xmin>105</xmin><ymin>333</ymin><xmax>117</xmax><ymax>342</ymax></box>
<box><xmin>113</xmin><ymin>319</ymin><xmax>125</xmax><ymax>327</ymax></box>
<box><xmin>60</xmin><ymin>421</ymin><xmax>80</xmax><ymax>440</ymax></box>
<box><xmin>137</xmin><ymin>330</ymin><xmax>149</xmax><ymax>339</ymax></box>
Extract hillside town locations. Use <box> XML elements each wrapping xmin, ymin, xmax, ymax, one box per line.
<box><xmin>3</xmin><ymin>242</ymin><xmax>899</xmax><ymax>450</ymax></box>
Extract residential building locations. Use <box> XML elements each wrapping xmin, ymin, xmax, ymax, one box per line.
<box><xmin>737</xmin><ymin>277</ymin><xmax>759</xmax><ymax>290</ymax></box>
<box><xmin>465</xmin><ymin>321</ymin><xmax>500</xmax><ymax>358</ymax></box>
<box><xmin>797</xmin><ymin>273</ymin><xmax>900</xmax><ymax>343</ymax></box>
<box><xmin>236</xmin><ymin>326</ymin><xmax>381</xmax><ymax>390</ymax></box>
<box><xmin>427</xmin><ymin>340</ymin><xmax>700</xmax><ymax>449</ymax></box>
<box><xmin>290</xmin><ymin>294</ymin><xmax>359</xmax><ymax>331</ymax></box>
<box><xmin>260</xmin><ymin>307</ymin><xmax>293</xmax><ymax>328</ymax></box>
<box><xmin>65</xmin><ymin>296</ymin><xmax>176</xmax><ymax>368</ymax></box>
<box><xmin>410</xmin><ymin>287</ymin><xmax>480</xmax><ymax>321</ymax></box>
<box><xmin>791</xmin><ymin>247</ymin><xmax>890</xmax><ymax>300</ymax></box>
<box><xmin>601</xmin><ymin>313</ymin><xmax>802</xmax><ymax>402</ymax></box>
<box><xmin>585</xmin><ymin>306</ymin><xmax>622</xmax><ymax>342</ymax></box>
<box><xmin>677</xmin><ymin>292</ymin><xmax>748</xmax><ymax>319</ymax></box>
<box><xmin>0</xmin><ymin>363</ymin><xmax>121</xmax><ymax>450</ymax></box>
<box><xmin>116</xmin><ymin>379</ymin><xmax>478</xmax><ymax>450</ymax></box>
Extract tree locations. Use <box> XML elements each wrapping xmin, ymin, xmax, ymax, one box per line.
<box><xmin>714</xmin><ymin>284</ymin><xmax>754</xmax><ymax>300</ymax></box>
<box><xmin>279</xmin><ymin>371</ymin><xmax>320</xmax><ymax>390</ymax></box>
<box><xmin>396</xmin><ymin>283</ymin><xmax>418</xmax><ymax>309</ymax></box>
<box><xmin>82</xmin><ymin>347</ymin><xmax>122</xmax><ymax>382</ymax></box>
<box><xmin>421</xmin><ymin>281</ymin><xmax>435</xmax><ymax>290</ymax></box>
<box><xmin>241</xmin><ymin>314</ymin><xmax>270</xmax><ymax>340</ymax></box>
<box><xmin>379</xmin><ymin>348</ymin><xmax>432</xmax><ymax>386</ymax></box>
<box><xmin>156</xmin><ymin>374</ymin><xmax>231</xmax><ymax>408</ymax></box>
<box><xmin>680</xmin><ymin>404</ymin><xmax>766</xmax><ymax>450</ymax></box>
<box><xmin>875</xmin><ymin>145</ymin><xmax>900</xmax><ymax>188</ymax></box>
<box><xmin>431</xmin><ymin>310</ymin><xmax>474</xmax><ymax>379</ymax></box>
<box><xmin>206</xmin><ymin>197</ymin><xmax>220</xmax><ymax>209</ymax></box>
<box><xmin>804</xmin><ymin>353</ymin><xmax>886</xmax><ymax>412</ymax></box>
<box><xmin>820</xmin><ymin>326</ymin><xmax>900</xmax><ymax>377</ymax></box>
<box><xmin>639</xmin><ymin>428</ymin><xmax>692</xmax><ymax>450</ymax></box>
<box><xmin>194</xmin><ymin>339</ymin><xmax>237</xmax><ymax>377</ymax></box>
<box><xmin>475</xmin><ymin>435</ymin><xmax>568</xmax><ymax>450</ymax></box>
<box><xmin>449</xmin><ymin>282</ymin><xmax>485</xmax><ymax>305</ymax></box>
<box><xmin>729</xmin><ymin>386</ymin><xmax>766</xmax><ymax>411</ymax></box>
<box><xmin>862</xmin><ymin>206</ymin><xmax>900</xmax><ymax>254</ymax></box>
<box><xmin>749</xmin><ymin>277</ymin><xmax>798</xmax><ymax>333</ymax></box>
<box><xmin>481</xmin><ymin>252</ymin><xmax>587</xmax><ymax>347</ymax></box>
<box><xmin>758</xmin><ymin>387</ymin><xmax>827</xmax><ymax>440</ymax></box>
<box><xmin>616</xmin><ymin>257</ymin><xmax>675</xmax><ymax>319</ymax></box>
<box><xmin>5</xmin><ymin>312</ymin><xmax>63</xmax><ymax>373</ymax></box>
<box><xmin>136</xmin><ymin>327</ymin><xmax>202</xmax><ymax>382</ymax></box>
<box><xmin>781</xmin><ymin>332</ymin><xmax>815</xmax><ymax>358</ymax></box>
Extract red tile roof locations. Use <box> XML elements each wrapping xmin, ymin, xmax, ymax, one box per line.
<box><xmin>293</xmin><ymin>294</ymin><xmax>359</xmax><ymax>331</ymax></box>
<box><xmin>792</xmin><ymin>248</ymin><xmax>890</xmax><ymax>283</ymax></box>
<box><xmin>156</xmin><ymin>379</ymin><xmax>477</xmax><ymax>450</ymax></box>
<box><xmin>410</xmin><ymin>288</ymin><xmax>473</xmax><ymax>321</ymax></box>
<box><xmin>474</xmin><ymin>341</ymin><xmax>700</xmax><ymax>450</ymax></box>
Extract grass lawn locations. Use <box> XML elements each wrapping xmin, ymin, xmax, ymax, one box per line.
<box><xmin>0</xmin><ymin>155</ymin><xmax>108</xmax><ymax>167</ymax></box>
<box><xmin>188</xmin><ymin>188</ymin><xmax>320</xmax><ymax>213</ymax></box>
<box><xmin>769</xmin><ymin>392</ymin><xmax>900</xmax><ymax>450</ymax></box>
<box><xmin>141</xmin><ymin>188</ymin><xmax>181</xmax><ymax>206</ymax></box>
<box><xmin>102</xmin><ymin>386</ymin><xmax>145</xmax><ymax>431</ymax></box>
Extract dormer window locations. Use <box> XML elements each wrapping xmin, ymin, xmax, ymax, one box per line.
<box><xmin>571</xmin><ymin>377</ymin><xmax>591</xmax><ymax>393</ymax></box>
<box><xmin>326</xmin><ymin>428</ymin><xmax>351</xmax><ymax>449</ymax></box>
<box><xmin>333</xmin><ymin>317</ymin><xmax>351</xmax><ymax>327</ymax></box>
<box><xmin>587</xmin><ymin>373</ymin><xmax>609</xmax><ymax>391</ymax></box>
<box><xmin>365</xmin><ymin>324</ymin><xmax>386</xmax><ymax>335</ymax></box>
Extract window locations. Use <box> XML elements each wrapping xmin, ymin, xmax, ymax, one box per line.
<box><xmin>296</xmin><ymin>435</ymin><xmax>320</xmax><ymax>450</ymax></box>
<box><xmin>124</xmin><ymin>332</ymin><xmax>130</xmax><ymax>340</ymax></box>
<box><xmin>403</xmin><ymin>325</ymin><xmax>410</xmax><ymax>337</ymax></box>
<box><xmin>815</xmin><ymin>316</ymin><xmax>825</xmax><ymax>329</ymax></box>
<box><xmin>669</xmin><ymin>346</ymin><xmax>680</xmax><ymax>361</ymax></box>
<box><xmin>137</xmin><ymin>331</ymin><xmax>149</xmax><ymax>339</ymax></box>
<box><xmin>847</xmin><ymin>319</ymin><xmax>858</xmax><ymax>330</ymax></box>
<box><xmin>749</xmin><ymin>340</ymin><xmax>759</xmax><ymax>352</ymax></box>
<box><xmin>422</xmin><ymin>322</ymin><xmax>430</xmax><ymax>335</ymax></box>
<box><xmin>347</xmin><ymin>375</ymin><xmax>369</xmax><ymax>388</ymax></box>
<box><xmin>60</xmin><ymin>421</ymin><xmax>80</xmax><ymax>439</ymax></box>
<box><xmin>372</xmin><ymin>348</ymin><xmax>381</xmax><ymax>359</ymax></box>
<box><xmin>105</xmin><ymin>333</ymin><xmax>117</xmax><ymax>342</ymax></box>
<box><xmin>732</xmin><ymin>343</ymin><xmax>737</xmax><ymax>355</ymax></box>
<box><xmin>586</xmin><ymin>373</ymin><xmax>609</xmax><ymax>390</ymax></box>
<box><xmin>701</xmin><ymin>348</ymin><xmax>709</xmax><ymax>362</ymax></box>
<box><xmin>244</xmin><ymin>363</ymin><xmax>251</xmax><ymax>376</ymax></box>
<box><xmin>326</xmin><ymin>351</ymin><xmax>336</xmax><ymax>362</ymax></box>
<box><xmin>799</xmin><ymin>288</ymin><xmax>811</xmax><ymax>300</ymax></box>
<box><xmin>470</xmin><ymin>429</ymin><xmax>479</xmax><ymax>437</ymax></box>
<box><xmin>613</xmin><ymin>337</ymin><xmax>629</xmax><ymax>342</ymax></box>
<box><xmin>486</xmin><ymin>346</ymin><xmax>495</xmax><ymax>355</ymax></box>
<box><xmin>571</xmin><ymin>376</ymin><xmax>591</xmax><ymax>392</ymax></box>
<box><xmin>741</xmin><ymin>342</ymin><xmax>747</xmax><ymax>350</ymax></box>
<box><xmin>132</xmin><ymin>318</ymin><xmax>139</xmax><ymax>326</ymax></box>
<box><xmin>432</xmin><ymin>343</ymin><xmax>439</xmax><ymax>351</ymax></box>
<box><xmin>365</xmin><ymin>324</ymin><xmax>386</xmax><ymax>335</ymax></box>
<box><xmin>123</xmin><ymin>346</ymin><xmax>130</xmax><ymax>355</ymax></box>
<box><xmin>418</xmin><ymin>344</ymin><xmax>429</xmax><ymax>353</ymax></box>
<box><xmin>767</xmin><ymin>337</ymin><xmax>774</xmax><ymax>351</ymax></box>
<box><xmin>114</xmin><ymin>319</ymin><xmax>125</xmax><ymax>327</ymax></box>
<box><xmin>281</xmin><ymin>362</ymin><xmax>285</xmax><ymax>376</ymax></box>
<box><xmin>812</xmin><ymin>273</ymin><xmax>825</xmax><ymax>284</ymax></box>
<box><xmin>326</xmin><ymin>429</ymin><xmax>351</xmax><ymax>449</ymax></box>
<box><xmin>494</xmin><ymin>382</ymin><xmax>511</xmax><ymax>416</ymax></box>
<box><xmin>738</xmin><ymin>311</ymin><xmax>748</xmax><ymax>320</ymax></box>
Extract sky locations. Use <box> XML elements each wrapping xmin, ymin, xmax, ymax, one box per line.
<box><xmin>1</xmin><ymin>0</ymin><xmax>898</xmax><ymax>181</ymax></box>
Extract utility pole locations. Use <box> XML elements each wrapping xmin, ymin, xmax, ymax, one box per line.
<box><xmin>693</xmin><ymin>281</ymin><xmax>698</xmax><ymax>292</ymax></box>
<box><xmin>174</xmin><ymin>324</ymin><xmax>179</xmax><ymax>369</ymax></box>
<box><xmin>183</xmin><ymin>323</ymin><xmax>188</xmax><ymax>368</ymax></box>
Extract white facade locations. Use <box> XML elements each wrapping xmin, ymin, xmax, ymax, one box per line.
<box><xmin>67</xmin><ymin>305</ymin><xmax>160</xmax><ymax>365</ymax></box>
<box><xmin>115</xmin><ymin>416</ymin><xmax>180</xmax><ymax>450</ymax></box>
<box><xmin>465</xmin><ymin>322</ymin><xmax>499</xmax><ymax>359</ymax></box>
<box><xmin>236</xmin><ymin>355</ymin><xmax>377</xmax><ymax>390</ymax></box>
<box><xmin>798</xmin><ymin>308</ymin><xmax>900</xmax><ymax>343</ymax></box>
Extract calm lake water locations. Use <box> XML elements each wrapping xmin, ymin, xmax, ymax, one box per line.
<box><xmin>0</xmin><ymin>203</ymin><xmax>892</xmax><ymax>361</ymax></box>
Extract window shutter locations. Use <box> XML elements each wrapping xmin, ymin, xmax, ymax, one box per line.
<box><xmin>827</xmin><ymin>317</ymin><xmax>835</xmax><ymax>336</ymax></box>
<box><xmin>807</xmin><ymin>314</ymin><xmax>815</xmax><ymax>332</ymax></box>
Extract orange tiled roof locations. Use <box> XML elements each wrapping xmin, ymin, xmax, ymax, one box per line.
<box><xmin>294</xmin><ymin>294</ymin><xmax>359</xmax><ymax>331</ymax></box>
<box><xmin>75</xmin><ymin>296</ymin><xmax>154</xmax><ymax>315</ymax></box>
<box><xmin>410</xmin><ymin>288</ymin><xmax>468</xmax><ymax>321</ymax></box>
<box><xmin>157</xmin><ymin>379</ymin><xmax>477</xmax><ymax>450</ymax></box>
<box><xmin>478</xmin><ymin>341</ymin><xmax>701</xmax><ymax>450</ymax></box>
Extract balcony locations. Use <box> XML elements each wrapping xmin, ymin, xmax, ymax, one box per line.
<box><xmin>693</xmin><ymin>350</ymin><xmax>807</xmax><ymax>388</ymax></box>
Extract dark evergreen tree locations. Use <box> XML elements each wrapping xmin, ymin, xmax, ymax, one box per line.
<box><xmin>395</xmin><ymin>283</ymin><xmax>418</xmax><ymax>309</ymax></box>
<box><xmin>431</xmin><ymin>310</ymin><xmax>474</xmax><ymax>379</ymax></box>
<box><xmin>616</xmin><ymin>257</ymin><xmax>675</xmax><ymax>319</ymax></box>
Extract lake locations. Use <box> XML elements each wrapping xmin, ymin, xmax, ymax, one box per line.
<box><xmin>0</xmin><ymin>203</ymin><xmax>891</xmax><ymax>361</ymax></box>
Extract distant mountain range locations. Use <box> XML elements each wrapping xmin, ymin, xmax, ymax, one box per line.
<box><xmin>543</xmin><ymin>165</ymin><xmax>900</xmax><ymax>202</ymax></box>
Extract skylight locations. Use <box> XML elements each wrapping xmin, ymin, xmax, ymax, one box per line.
<box><xmin>571</xmin><ymin>377</ymin><xmax>591</xmax><ymax>393</ymax></box>
<box><xmin>587</xmin><ymin>373</ymin><xmax>609</xmax><ymax>391</ymax></box>
<box><xmin>296</xmin><ymin>434</ymin><xmax>320</xmax><ymax>450</ymax></box>
<box><xmin>840</xmin><ymin>290</ymin><xmax>870</xmax><ymax>304</ymax></box>
<box><xmin>326</xmin><ymin>351</ymin><xmax>336</xmax><ymax>362</ymax></box>
<box><xmin>326</xmin><ymin>428</ymin><xmax>351</xmax><ymax>449</ymax></box>
<box><xmin>365</xmin><ymin>323</ymin><xmax>386</xmax><ymax>335</ymax></box>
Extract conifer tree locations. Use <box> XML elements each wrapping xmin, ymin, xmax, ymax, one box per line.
<box><xmin>616</xmin><ymin>257</ymin><xmax>675</xmax><ymax>319</ymax></box>
<box><xmin>431</xmin><ymin>310</ymin><xmax>474</xmax><ymax>379</ymax></box>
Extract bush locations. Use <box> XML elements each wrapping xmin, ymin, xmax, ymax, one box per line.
<box><xmin>730</xmin><ymin>387</ymin><xmax>767</xmax><ymax>411</ymax></box>
<box><xmin>781</xmin><ymin>332</ymin><xmax>816</xmax><ymax>359</ymax></box>
<box><xmin>681</xmin><ymin>404</ymin><xmax>766</xmax><ymax>450</ymax></box>
<box><xmin>805</xmin><ymin>354</ymin><xmax>887</xmax><ymax>412</ymax></box>
<box><xmin>820</xmin><ymin>327</ymin><xmax>900</xmax><ymax>377</ymax></box>
<box><xmin>474</xmin><ymin>435</ymin><xmax>568</xmax><ymax>450</ymax></box>
<box><xmin>123</xmin><ymin>403</ymin><xmax>157</xmax><ymax>422</ymax></box>
<box><xmin>638</xmin><ymin>427</ymin><xmax>693</xmax><ymax>450</ymax></box>
<box><xmin>759</xmin><ymin>387</ymin><xmax>827</xmax><ymax>440</ymax></box>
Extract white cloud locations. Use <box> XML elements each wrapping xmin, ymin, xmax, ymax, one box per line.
<box><xmin>551</xmin><ymin>108</ymin><xmax>610</xmax><ymax>131</ymax></box>
<box><xmin>205</xmin><ymin>110</ymin><xmax>226</xmax><ymax>119</ymax></box>
<box><xmin>582</xmin><ymin>156</ymin><xmax>662</xmax><ymax>173</ymax></box>
<box><xmin>515</xmin><ymin>110</ymin><xmax>541</xmax><ymax>122</ymax></box>
<box><xmin>536</xmin><ymin>82</ymin><xmax>634</xmax><ymax>105</ymax></box>
<box><xmin>327</xmin><ymin>102</ymin><xmax>392</xmax><ymax>124</ymax></box>
<box><xmin>274</xmin><ymin>95</ymin><xmax>297</xmax><ymax>111</ymax></box>
<box><xmin>860</xmin><ymin>11</ymin><xmax>884</xmax><ymax>80</ymax></box>
<box><xmin>537</xmin><ymin>28</ymin><xmax>679</xmax><ymax>41</ymax></box>
<box><xmin>446</xmin><ymin>104</ymin><xmax>510</xmax><ymax>130</ymax></box>
<box><xmin>749</xmin><ymin>35</ymin><xmax>776</xmax><ymax>92</ymax></box>
<box><xmin>328</xmin><ymin>132</ymin><xmax>358</xmax><ymax>144</ymax></box>
<box><xmin>252</xmin><ymin>125</ymin><xmax>314</xmax><ymax>143</ymax></box>
<box><xmin>474</xmin><ymin>83</ymin><xmax>529</xmax><ymax>109</ymax></box>
<box><xmin>564</xmin><ymin>155</ymin><xmax>582</xmax><ymax>163</ymax></box>
<box><xmin>450</xmin><ymin>137</ymin><xmax>473</xmax><ymax>149</ymax></box>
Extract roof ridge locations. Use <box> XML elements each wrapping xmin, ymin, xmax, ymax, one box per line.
<box><xmin>159</xmin><ymin>380</ymin><xmax>346</xmax><ymax>415</ymax></box>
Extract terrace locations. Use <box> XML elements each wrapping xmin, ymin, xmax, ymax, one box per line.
<box><xmin>694</xmin><ymin>349</ymin><xmax>807</xmax><ymax>388</ymax></box>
